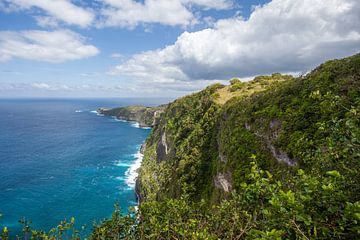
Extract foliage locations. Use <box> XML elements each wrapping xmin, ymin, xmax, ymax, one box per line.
<box><xmin>136</xmin><ymin>53</ymin><xmax>360</xmax><ymax>238</ymax></box>
<box><xmin>0</xmin><ymin>216</ymin><xmax>83</xmax><ymax>240</ymax></box>
<box><xmin>90</xmin><ymin>206</ymin><xmax>137</xmax><ymax>240</ymax></box>
<box><xmin>134</xmin><ymin>161</ymin><xmax>360</xmax><ymax>239</ymax></box>
<box><xmin>230</xmin><ymin>78</ymin><xmax>241</xmax><ymax>85</ymax></box>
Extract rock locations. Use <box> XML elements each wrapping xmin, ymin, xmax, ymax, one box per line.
<box><xmin>156</xmin><ymin>131</ymin><xmax>168</xmax><ymax>162</ymax></box>
<box><xmin>140</xmin><ymin>143</ymin><xmax>147</xmax><ymax>154</ymax></box>
<box><xmin>135</xmin><ymin>178</ymin><xmax>141</xmax><ymax>202</ymax></box>
<box><xmin>219</xmin><ymin>152</ymin><xmax>227</xmax><ymax>162</ymax></box>
<box><xmin>214</xmin><ymin>172</ymin><xmax>232</xmax><ymax>192</ymax></box>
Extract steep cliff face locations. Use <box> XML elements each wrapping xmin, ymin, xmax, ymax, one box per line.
<box><xmin>90</xmin><ymin>54</ymin><xmax>359</xmax><ymax>239</ymax></box>
<box><xmin>138</xmin><ymin>53</ymin><xmax>360</xmax><ymax>204</ymax></box>
<box><xmin>97</xmin><ymin>105</ymin><xmax>166</xmax><ymax>127</ymax></box>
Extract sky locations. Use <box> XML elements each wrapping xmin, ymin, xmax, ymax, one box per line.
<box><xmin>0</xmin><ymin>0</ymin><xmax>359</xmax><ymax>98</ymax></box>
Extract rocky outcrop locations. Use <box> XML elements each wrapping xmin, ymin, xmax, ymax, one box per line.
<box><xmin>140</xmin><ymin>142</ymin><xmax>147</xmax><ymax>154</ymax></box>
<box><xmin>156</xmin><ymin>131</ymin><xmax>168</xmax><ymax>162</ymax></box>
<box><xmin>253</xmin><ymin>119</ymin><xmax>298</xmax><ymax>166</ymax></box>
<box><xmin>97</xmin><ymin>105</ymin><xmax>166</xmax><ymax>128</ymax></box>
<box><xmin>214</xmin><ymin>172</ymin><xmax>232</xmax><ymax>192</ymax></box>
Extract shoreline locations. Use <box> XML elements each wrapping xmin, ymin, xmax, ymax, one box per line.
<box><xmin>94</xmin><ymin>110</ymin><xmax>150</xmax><ymax>203</ymax></box>
<box><xmin>111</xmin><ymin>116</ymin><xmax>152</xmax><ymax>129</ymax></box>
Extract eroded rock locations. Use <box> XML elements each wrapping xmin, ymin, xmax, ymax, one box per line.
<box><xmin>214</xmin><ymin>172</ymin><xmax>232</xmax><ymax>192</ymax></box>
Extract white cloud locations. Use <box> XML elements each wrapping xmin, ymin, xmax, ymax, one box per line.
<box><xmin>110</xmin><ymin>53</ymin><xmax>126</xmax><ymax>59</ymax></box>
<box><xmin>34</xmin><ymin>16</ymin><xmax>60</xmax><ymax>28</ymax></box>
<box><xmin>0</xmin><ymin>29</ymin><xmax>99</xmax><ymax>62</ymax></box>
<box><xmin>98</xmin><ymin>0</ymin><xmax>233</xmax><ymax>28</ymax></box>
<box><xmin>31</xmin><ymin>82</ymin><xmax>51</xmax><ymax>89</ymax></box>
<box><xmin>110</xmin><ymin>0</ymin><xmax>360</xmax><ymax>84</ymax></box>
<box><xmin>1</xmin><ymin>0</ymin><xmax>95</xmax><ymax>27</ymax></box>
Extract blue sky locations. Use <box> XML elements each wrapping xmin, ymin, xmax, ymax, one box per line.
<box><xmin>0</xmin><ymin>0</ymin><xmax>359</xmax><ymax>98</ymax></box>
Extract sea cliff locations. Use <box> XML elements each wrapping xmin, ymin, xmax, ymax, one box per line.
<box><xmin>90</xmin><ymin>53</ymin><xmax>360</xmax><ymax>239</ymax></box>
<box><xmin>131</xmin><ymin>53</ymin><xmax>360</xmax><ymax>239</ymax></box>
<box><xmin>97</xmin><ymin>105</ymin><xmax>166</xmax><ymax>128</ymax></box>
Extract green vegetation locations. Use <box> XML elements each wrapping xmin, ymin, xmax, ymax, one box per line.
<box><xmin>1</xmin><ymin>53</ymin><xmax>359</xmax><ymax>239</ymax></box>
<box><xmin>136</xmin><ymin>53</ymin><xmax>360</xmax><ymax>239</ymax></box>
<box><xmin>215</xmin><ymin>74</ymin><xmax>292</xmax><ymax>104</ymax></box>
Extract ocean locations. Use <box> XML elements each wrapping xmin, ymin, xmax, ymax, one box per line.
<box><xmin>0</xmin><ymin>98</ymin><xmax>167</xmax><ymax>237</ymax></box>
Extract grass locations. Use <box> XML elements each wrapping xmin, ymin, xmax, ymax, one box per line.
<box><xmin>214</xmin><ymin>74</ymin><xmax>294</xmax><ymax>105</ymax></box>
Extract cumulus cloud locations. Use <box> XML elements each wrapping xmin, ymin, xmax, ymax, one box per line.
<box><xmin>98</xmin><ymin>0</ymin><xmax>233</xmax><ymax>28</ymax></box>
<box><xmin>1</xmin><ymin>0</ymin><xmax>94</xmax><ymax>27</ymax></box>
<box><xmin>110</xmin><ymin>0</ymin><xmax>360</xmax><ymax>83</ymax></box>
<box><xmin>0</xmin><ymin>29</ymin><xmax>99</xmax><ymax>62</ymax></box>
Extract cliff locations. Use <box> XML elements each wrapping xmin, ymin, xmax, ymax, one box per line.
<box><xmin>133</xmin><ymin>53</ymin><xmax>360</xmax><ymax>239</ymax></box>
<box><xmin>97</xmin><ymin>105</ymin><xmax>166</xmax><ymax>128</ymax></box>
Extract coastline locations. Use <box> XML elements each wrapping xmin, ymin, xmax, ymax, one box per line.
<box><xmin>97</xmin><ymin>105</ymin><xmax>166</xmax><ymax>129</ymax></box>
<box><xmin>95</xmin><ymin>110</ymin><xmax>150</xmax><ymax>203</ymax></box>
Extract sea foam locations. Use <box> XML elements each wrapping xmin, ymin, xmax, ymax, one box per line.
<box><xmin>114</xmin><ymin>160</ymin><xmax>131</xmax><ymax>167</ymax></box>
<box><xmin>90</xmin><ymin>110</ymin><xmax>104</xmax><ymax>116</ymax></box>
<box><xmin>124</xmin><ymin>151</ymin><xmax>144</xmax><ymax>189</ymax></box>
<box><xmin>130</xmin><ymin>122</ymin><xmax>151</xmax><ymax>129</ymax></box>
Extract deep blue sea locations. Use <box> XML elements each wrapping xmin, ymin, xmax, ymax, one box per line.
<box><xmin>0</xmin><ymin>98</ymin><xmax>167</xmax><ymax>237</ymax></box>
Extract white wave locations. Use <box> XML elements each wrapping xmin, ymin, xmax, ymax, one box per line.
<box><xmin>114</xmin><ymin>160</ymin><xmax>131</xmax><ymax>167</ymax></box>
<box><xmin>111</xmin><ymin>117</ymin><xmax>121</xmax><ymax>122</ymax></box>
<box><xmin>124</xmin><ymin>151</ymin><xmax>144</xmax><ymax>189</ymax></box>
<box><xmin>91</xmin><ymin>178</ymin><xmax>97</xmax><ymax>185</ymax></box>
<box><xmin>115</xmin><ymin>176</ymin><xmax>125</xmax><ymax>181</ymax></box>
<box><xmin>116</xmin><ymin>185</ymin><xmax>133</xmax><ymax>191</ymax></box>
<box><xmin>90</xmin><ymin>110</ymin><xmax>104</xmax><ymax>116</ymax></box>
<box><xmin>112</xmin><ymin>117</ymin><xmax>129</xmax><ymax>123</ymax></box>
<box><xmin>108</xmin><ymin>116</ymin><xmax>152</xmax><ymax>129</ymax></box>
<box><xmin>75</xmin><ymin>110</ymin><xmax>83</xmax><ymax>113</ymax></box>
<box><xmin>131</xmin><ymin>122</ymin><xmax>140</xmax><ymax>128</ymax></box>
<box><xmin>130</xmin><ymin>122</ymin><xmax>152</xmax><ymax>129</ymax></box>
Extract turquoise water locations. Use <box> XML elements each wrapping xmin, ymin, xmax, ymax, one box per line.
<box><xmin>0</xmin><ymin>98</ymin><xmax>166</xmax><ymax>237</ymax></box>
